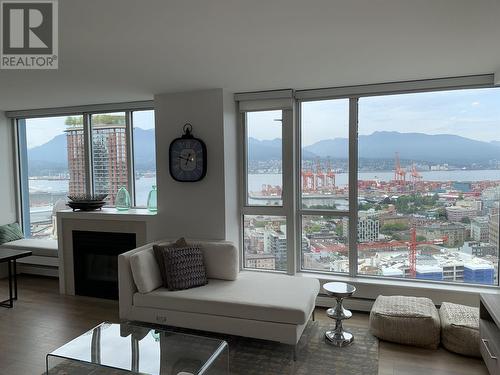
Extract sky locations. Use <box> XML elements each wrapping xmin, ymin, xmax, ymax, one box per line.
<box><xmin>251</xmin><ymin>87</ymin><xmax>500</xmax><ymax>146</ymax></box>
<box><xmin>24</xmin><ymin>87</ymin><xmax>500</xmax><ymax>148</ymax></box>
<box><xmin>25</xmin><ymin>110</ymin><xmax>155</xmax><ymax>148</ymax></box>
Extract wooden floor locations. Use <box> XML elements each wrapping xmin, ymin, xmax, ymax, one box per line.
<box><xmin>0</xmin><ymin>275</ymin><xmax>489</xmax><ymax>375</ymax></box>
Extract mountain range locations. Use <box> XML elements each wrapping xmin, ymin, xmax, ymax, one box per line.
<box><xmin>27</xmin><ymin>128</ymin><xmax>156</xmax><ymax>175</ymax></box>
<box><xmin>28</xmin><ymin>130</ymin><xmax>500</xmax><ymax>175</ymax></box>
<box><xmin>250</xmin><ymin>131</ymin><xmax>500</xmax><ymax>164</ymax></box>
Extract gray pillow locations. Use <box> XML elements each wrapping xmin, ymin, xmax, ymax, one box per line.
<box><xmin>159</xmin><ymin>245</ymin><xmax>208</xmax><ymax>291</ymax></box>
<box><xmin>153</xmin><ymin>237</ymin><xmax>187</xmax><ymax>287</ymax></box>
<box><xmin>0</xmin><ymin>223</ymin><xmax>24</xmax><ymax>245</ymax></box>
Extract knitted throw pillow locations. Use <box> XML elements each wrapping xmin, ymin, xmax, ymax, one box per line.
<box><xmin>160</xmin><ymin>245</ymin><xmax>207</xmax><ymax>291</ymax></box>
<box><xmin>153</xmin><ymin>237</ymin><xmax>188</xmax><ymax>287</ymax></box>
<box><xmin>0</xmin><ymin>223</ymin><xmax>24</xmax><ymax>245</ymax></box>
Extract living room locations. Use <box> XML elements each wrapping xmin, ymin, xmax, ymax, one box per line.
<box><xmin>0</xmin><ymin>1</ymin><xmax>499</xmax><ymax>374</ymax></box>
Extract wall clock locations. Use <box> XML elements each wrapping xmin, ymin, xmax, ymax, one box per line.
<box><xmin>169</xmin><ymin>124</ymin><xmax>207</xmax><ymax>182</ymax></box>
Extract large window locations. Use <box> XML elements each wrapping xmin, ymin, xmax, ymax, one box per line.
<box><xmin>91</xmin><ymin>112</ymin><xmax>128</xmax><ymax>205</ymax></box>
<box><xmin>21</xmin><ymin>115</ymin><xmax>84</xmax><ymax>239</ymax></box>
<box><xmin>357</xmin><ymin>89</ymin><xmax>500</xmax><ymax>285</ymax></box>
<box><xmin>239</xmin><ymin>77</ymin><xmax>500</xmax><ymax>286</ymax></box>
<box><xmin>133</xmin><ymin>110</ymin><xmax>156</xmax><ymax>207</ymax></box>
<box><xmin>17</xmin><ymin>105</ymin><xmax>155</xmax><ymax>239</ymax></box>
<box><xmin>242</xmin><ymin>109</ymin><xmax>290</xmax><ymax>272</ymax></box>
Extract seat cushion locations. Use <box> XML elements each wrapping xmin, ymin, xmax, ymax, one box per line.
<box><xmin>133</xmin><ymin>271</ymin><xmax>320</xmax><ymax>325</ymax></box>
<box><xmin>0</xmin><ymin>238</ymin><xmax>58</xmax><ymax>257</ymax></box>
<box><xmin>130</xmin><ymin>248</ymin><xmax>163</xmax><ymax>294</ymax></box>
<box><xmin>439</xmin><ymin>302</ymin><xmax>480</xmax><ymax>357</ymax></box>
<box><xmin>369</xmin><ymin>295</ymin><xmax>441</xmax><ymax>349</ymax></box>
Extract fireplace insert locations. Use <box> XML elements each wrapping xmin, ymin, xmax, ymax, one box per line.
<box><xmin>73</xmin><ymin>230</ymin><xmax>136</xmax><ymax>299</ymax></box>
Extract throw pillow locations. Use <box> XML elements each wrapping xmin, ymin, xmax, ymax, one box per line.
<box><xmin>160</xmin><ymin>245</ymin><xmax>208</xmax><ymax>291</ymax></box>
<box><xmin>0</xmin><ymin>223</ymin><xmax>24</xmax><ymax>245</ymax></box>
<box><xmin>153</xmin><ymin>237</ymin><xmax>188</xmax><ymax>286</ymax></box>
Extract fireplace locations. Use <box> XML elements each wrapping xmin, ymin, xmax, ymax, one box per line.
<box><xmin>73</xmin><ymin>230</ymin><xmax>136</xmax><ymax>300</ymax></box>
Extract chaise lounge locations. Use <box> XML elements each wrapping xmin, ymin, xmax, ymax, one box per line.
<box><xmin>118</xmin><ymin>239</ymin><xmax>320</xmax><ymax>353</ymax></box>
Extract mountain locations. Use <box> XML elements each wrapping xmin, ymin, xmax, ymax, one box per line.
<box><xmin>247</xmin><ymin>137</ymin><xmax>316</xmax><ymax>160</ymax></box>
<box><xmin>28</xmin><ymin>134</ymin><xmax>68</xmax><ymax>175</ymax></box>
<box><xmin>27</xmin><ymin>128</ymin><xmax>156</xmax><ymax>176</ymax></box>
<box><xmin>304</xmin><ymin>131</ymin><xmax>500</xmax><ymax>164</ymax></box>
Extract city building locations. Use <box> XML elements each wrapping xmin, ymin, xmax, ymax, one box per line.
<box><xmin>343</xmin><ymin>210</ymin><xmax>380</xmax><ymax>243</ymax></box>
<box><xmin>65</xmin><ymin>117</ymin><xmax>129</xmax><ymax>204</ymax></box>
<box><xmin>470</xmin><ymin>216</ymin><xmax>490</xmax><ymax>242</ymax></box>
<box><xmin>264</xmin><ymin>224</ymin><xmax>287</xmax><ymax>270</ymax></box>
<box><xmin>244</xmin><ymin>253</ymin><xmax>276</xmax><ymax>270</ymax></box>
<box><xmin>418</xmin><ymin>223</ymin><xmax>466</xmax><ymax>247</ymax></box>
<box><xmin>445</xmin><ymin>202</ymin><xmax>480</xmax><ymax>222</ymax></box>
<box><xmin>489</xmin><ymin>211</ymin><xmax>499</xmax><ymax>251</ymax></box>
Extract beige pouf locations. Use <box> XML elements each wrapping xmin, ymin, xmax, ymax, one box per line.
<box><xmin>439</xmin><ymin>302</ymin><xmax>480</xmax><ymax>357</ymax></box>
<box><xmin>369</xmin><ymin>295</ymin><xmax>441</xmax><ymax>349</ymax></box>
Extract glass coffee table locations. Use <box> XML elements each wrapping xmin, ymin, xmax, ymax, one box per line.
<box><xmin>46</xmin><ymin>322</ymin><xmax>229</xmax><ymax>375</ymax></box>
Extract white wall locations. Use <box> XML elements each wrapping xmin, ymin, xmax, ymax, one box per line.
<box><xmin>154</xmin><ymin>89</ymin><xmax>239</xmax><ymax>241</ymax></box>
<box><xmin>0</xmin><ymin>112</ymin><xmax>17</xmax><ymax>225</ymax></box>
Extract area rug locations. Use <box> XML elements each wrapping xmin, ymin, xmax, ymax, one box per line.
<box><xmin>47</xmin><ymin>320</ymin><xmax>378</xmax><ymax>375</ymax></box>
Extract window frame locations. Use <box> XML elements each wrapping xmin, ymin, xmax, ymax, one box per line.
<box><xmin>12</xmin><ymin>102</ymin><xmax>154</xmax><ymax>237</ymax></box>
<box><xmin>238</xmin><ymin>74</ymin><xmax>500</xmax><ymax>289</ymax></box>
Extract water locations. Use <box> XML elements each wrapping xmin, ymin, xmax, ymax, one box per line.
<box><xmin>247</xmin><ymin>169</ymin><xmax>500</xmax><ymax>192</ymax></box>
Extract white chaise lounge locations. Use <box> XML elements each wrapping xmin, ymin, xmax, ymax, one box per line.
<box><xmin>118</xmin><ymin>239</ymin><xmax>320</xmax><ymax>353</ymax></box>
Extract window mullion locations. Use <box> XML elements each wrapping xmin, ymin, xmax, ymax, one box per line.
<box><xmin>125</xmin><ymin>111</ymin><xmax>135</xmax><ymax>206</ymax></box>
<box><xmin>83</xmin><ymin>113</ymin><xmax>93</xmax><ymax>196</ymax></box>
<box><xmin>348</xmin><ymin>98</ymin><xmax>359</xmax><ymax>277</ymax></box>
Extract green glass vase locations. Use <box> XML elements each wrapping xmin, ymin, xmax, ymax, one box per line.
<box><xmin>147</xmin><ymin>185</ymin><xmax>158</xmax><ymax>212</ymax></box>
<box><xmin>115</xmin><ymin>187</ymin><xmax>131</xmax><ymax>211</ymax></box>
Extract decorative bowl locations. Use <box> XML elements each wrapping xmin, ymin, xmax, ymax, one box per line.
<box><xmin>67</xmin><ymin>194</ymin><xmax>108</xmax><ymax>211</ymax></box>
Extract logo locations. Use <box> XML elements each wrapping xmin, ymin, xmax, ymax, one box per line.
<box><xmin>1</xmin><ymin>0</ymin><xmax>58</xmax><ymax>69</ymax></box>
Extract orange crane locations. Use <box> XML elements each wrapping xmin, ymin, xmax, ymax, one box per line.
<box><xmin>394</xmin><ymin>152</ymin><xmax>406</xmax><ymax>185</ymax></box>
<box><xmin>302</xmin><ymin>167</ymin><xmax>315</xmax><ymax>192</ymax></box>
<box><xmin>326</xmin><ymin>157</ymin><xmax>336</xmax><ymax>189</ymax></box>
<box><xmin>315</xmin><ymin>158</ymin><xmax>325</xmax><ymax>190</ymax></box>
<box><xmin>410</xmin><ymin>163</ymin><xmax>422</xmax><ymax>183</ymax></box>
<box><xmin>357</xmin><ymin>227</ymin><xmax>447</xmax><ymax>278</ymax></box>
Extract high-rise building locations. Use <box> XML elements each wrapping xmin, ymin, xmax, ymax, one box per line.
<box><xmin>343</xmin><ymin>210</ymin><xmax>380</xmax><ymax>243</ymax></box>
<box><xmin>471</xmin><ymin>216</ymin><xmax>490</xmax><ymax>243</ymax></box>
<box><xmin>65</xmin><ymin>116</ymin><xmax>128</xmax><ymax>204</ymax></box>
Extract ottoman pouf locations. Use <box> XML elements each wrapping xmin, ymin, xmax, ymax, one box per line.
<box><xmin>369</xmin><ymin>295</ymin><xmax>441</xmax><ymax>349</ymax></box>
<box><xmin>439</xmin><ymin>302</ymin><xmax>480</xmax><ymax>357</ymax></box>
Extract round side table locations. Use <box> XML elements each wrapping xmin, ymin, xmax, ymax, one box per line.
<box><xmin>323</xmin><ymin>282</ymin><xmax>356</xmax><ymax>347</ymax></box>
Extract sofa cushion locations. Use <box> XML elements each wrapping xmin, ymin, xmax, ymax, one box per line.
<box><xmin>160</xmin><ymin>245</ymin><xmax>208</xmax><ymax>291</ymax></box>
<box><xmin>130</xmin><ymin>248</ymin><xmax>163</xmax><ymax>294</ymax></box>
<box><xmin>198</xmin><ymin>241</ymin><xmax>238</xmax><ymax>281</ymax></box>
<box><xmin>153</xmin><ymin>238</ymin><xmax>187</xmax><ymax>286</ymax></box>
<box><xmin>0</xmin><ymin>223</ymin><xmax>24</xmax><ymax>245</ymax></box>
<box><xmin>133</xmin><ymin>271</ymin><xmax>320</xmax><ymax>325</ymax></box>
<box><xmin>0</xmin><ymin>238</ymin><xmax>58</xmax><ymax>257</ymax></box>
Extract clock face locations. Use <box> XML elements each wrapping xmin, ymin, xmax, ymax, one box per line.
<box><xmin>169</xmin><ymin>137</ymin><xmax>207</xmax><ymax>182</ymax></box>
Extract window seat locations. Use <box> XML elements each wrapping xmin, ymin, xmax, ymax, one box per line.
<box><xmin>0</xmin><ymin>239</ymin><xmax>58</xmax><ymax>277</ymax></box>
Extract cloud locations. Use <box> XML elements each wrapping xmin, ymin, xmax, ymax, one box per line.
<box><xmin>472</xmin><ymin>101</ymin><xmax>480</xmax><ymax>106</ymax></box>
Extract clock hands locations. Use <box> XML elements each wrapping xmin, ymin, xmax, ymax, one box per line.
<box><xmin>178</xmin><ymin>154</ymin><xmax>194</xmax><ymax>166</ymax></box>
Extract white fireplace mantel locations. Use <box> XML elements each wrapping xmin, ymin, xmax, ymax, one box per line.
<box><xmin>57</xmin><ymin>208</ymin><xmax>158</xmax><ymax>295</ymax></box>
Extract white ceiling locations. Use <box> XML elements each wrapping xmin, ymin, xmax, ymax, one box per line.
<box><xmin>0</xmin><ymin>0</ymin><xmax>499</xmax><ymax>111</ymax></box>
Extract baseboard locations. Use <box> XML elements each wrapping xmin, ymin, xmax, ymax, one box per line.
<box><xmin>18</xmin><ymin>264</ymin><xmax>58</xmax><ymax>277</ymax></box>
